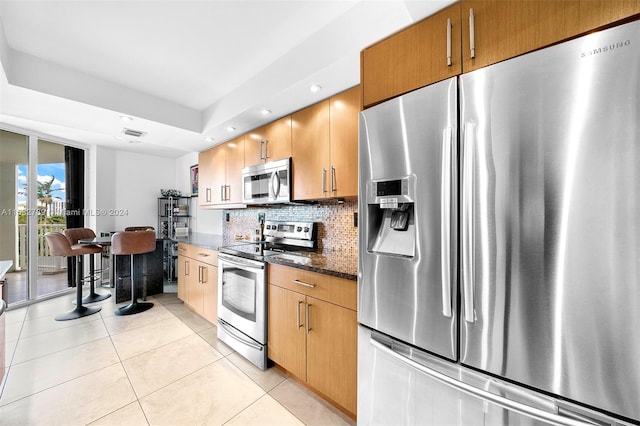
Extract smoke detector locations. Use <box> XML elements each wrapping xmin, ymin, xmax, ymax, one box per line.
<box><xmin>122</xmin><ymin>128</ymin><xmax>147</xmax><ymax>138</ymax></box>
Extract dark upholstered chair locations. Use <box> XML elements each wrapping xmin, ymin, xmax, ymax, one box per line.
<box><xmin>63</xmin><ymin>228</ymin><xmax>111</xmax><ymax>303</ymax></box>
<box><xmin>111</xmin><ymin>230</ymin><xmax>155</xmax><ymax>315</ymax></box>
<box><xmin>45</xmin><ymin>232</ymin><xmax>103</xmax><ymax>321</ymax></box>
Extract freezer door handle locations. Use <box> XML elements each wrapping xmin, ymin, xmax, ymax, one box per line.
<box><xmin>369</xmin><ymin>335</ymin><xmax>590</xmax><ymax>426</ymax></box>
<box><xmin>462</xmin><ymin>123</ymin><xmax>476</xmax><ymax>323</ymax></box>
<box><xmin>441</xmin><ymin>127</ymin><xmax>454</xmax><ymax>318</ymax></box>
<box><xmin>469</xmin><ymin>8</ymin><xmax>476</xmax><ymax>59</ymax></box>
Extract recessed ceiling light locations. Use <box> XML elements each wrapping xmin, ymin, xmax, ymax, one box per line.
<box><xmin>261</xmin><ymin>109</ymin><xmax>271</xmax><ymax>116</ymax></box>
<box><xmin>120</xmin><ymin>115</ymin><xmax>133</xmax><ymax>122</ymax></box>
<box><xmin>205</xmin><ymin>137</ymin><xmax>214</xmax><ymax>143</ymax></box>
<box><xmin>310</xmin><ymin>84</ymin><xmax>322</xmax><ymax>93</ymax></box>
<box><xmin>226</xmin><ymin>126</ymin><xmax>236</xmax><ymax>132</ymax></box>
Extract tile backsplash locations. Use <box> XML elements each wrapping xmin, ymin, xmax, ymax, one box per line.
<box><xmin>223</xmin><ymin>199</ymin><xmax>358</xmax><ymax>255</ymax></box>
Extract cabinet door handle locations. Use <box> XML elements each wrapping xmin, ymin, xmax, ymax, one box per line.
<box><xmin>259</xmin><ymin>140</ymin><xmax>264</xmax><ymax>160</ymax></box>
<box><xmin>292</xmin><ymin>279</ymin><xmax>315</xmax><ymax>288</ymax></box>
<box><xmin>198</xmin><ymin>265</ymin><xmax>202</xmax><ymax>283</ymax></box>
<box><xmin>330</xmin><ymin>166</ymin><xmax>336</xmax><ymax>192</ymax></box>
<box><xmin>469</xmin><ymin>8</ymin><xmax>475</xmax><ymax>59</ymax></box>
<box><xmin>446</xmin><ymin>17</ymin><xmax>452</xmax><ymax>66</ymax></box>
<box><xmin>305</xmin><ymin>303</ymin><xmax>312</xmax><ymax>334</ymax></box>
<box><xmin>264</xmin><ymin>140</ymin><xmax>270</xmax><ymax>160</ymax></box>
<box><xmin>322</xmin><ymin>168</ymin><xmax>327</xmax><ymax>193</ymax></box>
<box><xmin>201</xmin><ymin>266</ymin><xmax>207</xmax><ymax>284</ymax></box>
<box><xmin>226</xmin><ymin>185</ymin><xmax>231</xmax><ymax>201</ymax></box>
<box><xmin>220</xmin><ymin>185</ymin><xmax>225</xmax><ymax>202</ymax></box>
<box><xmin>296</xmin><ymin>300</ymin><xmax>304</xmax><ymax>328</ymax></box>
<box><xmin>184</xmin><ymin>260</ymin><xmax>189</xmax><ymax>276</ymax></box>
<box><xmin>206</xmin><ymin>187</ymin><xmax>211</xmax><ymax>203</ymax></box>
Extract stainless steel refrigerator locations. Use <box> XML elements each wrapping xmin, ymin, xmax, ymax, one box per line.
<box><xmin>358</xmin><ymin>20</ymin><xmax>640</xmax><ymax>425</ymax></box>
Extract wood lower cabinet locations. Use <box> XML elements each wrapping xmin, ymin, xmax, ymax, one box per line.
<box><xmin>267</xmin><ymin>263</ymin><xmax>357</xmax><ymax>417</ymax></box>
<box><xmin>177</xmin><ymin>243</ymin><xmax>218</xmax><ymax>324</ymax></box>
<box><xmin>361</xmin><ymin>3</ymin><xmax>462</xmax><ymax>108</ymax></box>
<box><xmin>245</xmin><ymin>115</ymin><xmax>292</xmax><ymax>166</ymax></box>
<box><xmin>292</xmin><ymin>86</ymin><xmax>360</xmax><ymax>201</ymax></box>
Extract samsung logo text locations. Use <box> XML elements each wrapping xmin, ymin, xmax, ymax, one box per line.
<box><xmin>581</xmin><ymin>40</ymin><xmax>631</xmax><ymax>57</ymax></box>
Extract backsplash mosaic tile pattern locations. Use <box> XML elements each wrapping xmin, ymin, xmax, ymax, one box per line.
<box><xmin>223</xmin><ymin>199</ymin><xmax>358</xmax><ymax>255</ymax></box>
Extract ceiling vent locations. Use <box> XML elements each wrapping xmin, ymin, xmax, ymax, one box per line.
<box><xmin>122</xmin><ymin>128</ymin><xmax>146</xmax><ymax>138</ymax></box>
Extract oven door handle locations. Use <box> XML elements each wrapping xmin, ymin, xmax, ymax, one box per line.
<box><xmin>218</xmin><ymin>253</ymin><xmax>265</xmax><ymax>270</ymax></box>
<box><xmin>218</xmin><ymin>319</ymin><xmax>263</xmax><ymax>351</ymax></box>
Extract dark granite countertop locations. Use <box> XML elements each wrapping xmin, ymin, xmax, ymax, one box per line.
<box><xmin>172</xmin><ymin>235</ymin><xmax>357</xmax><ymax>281</ymax></box>
<box><xmin>171</xmin><ymin>233</ymin><xmax>227</xmax><ymax>250</ymax></box>
<box><xmin>266</xmin><ymin>249</ymin><xmax>357</xmax><ymax>281</ymax></box>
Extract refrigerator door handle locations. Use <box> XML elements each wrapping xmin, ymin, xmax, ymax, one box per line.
<box><xmin>369</xmin><ymin>335</ymin><xmax>590</xmax><ymax>426</ymax></box>
<box><xmin>441</xmin><ymin>127</ymin><xmax>454</xmax><ymax>318</ymax></box>
<box><xmin>462</xmin><ymin>123</ymin><xmax>476</xmax><ymax>323</ymax></box>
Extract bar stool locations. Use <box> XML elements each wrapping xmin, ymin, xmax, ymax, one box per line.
<box><xmin>111</xmin><ymin>230</ymin><xmax>155</xmax><ymax>316</ymax></box>
<box><xmin>63</xmin><ymin>228</ymin><xmax>111</xmax><ymax>303</ymax></box>
<box><xmin>44</xmin><ymin>232</ymin><xmax>102</xmax><ymax>321</ymax></box>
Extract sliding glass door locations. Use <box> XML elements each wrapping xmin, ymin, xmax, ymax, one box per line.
<box><xmin>0</xmin><ymin>129</ymin><xmax>84</xmax><ymax>306</ymax></box>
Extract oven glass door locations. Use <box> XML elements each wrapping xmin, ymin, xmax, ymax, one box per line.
<box><xmin>217</xmin><ymin>254</ymin><xmax>266</xmax><ymax>344</ymax></box>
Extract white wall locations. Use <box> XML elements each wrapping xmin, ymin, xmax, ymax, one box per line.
<box><xmin>91</xmin><ymin>147</ymin><xmax>221</xmax><ymax>236</ymax></box>
<box><xmin>174</xmin><ymin>152</ymin><xmax>223</xmax><ymax>235</ymax></box>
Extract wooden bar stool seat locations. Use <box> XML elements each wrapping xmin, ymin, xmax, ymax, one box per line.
<box><xmin>111</xmin><ymin>230</ymin><xmax>155</xmax><ymax>316</ymax></box>
<box><xmin>63</xmin><ymin>228</ymin><xmax>111</xmax><ymax>303</ymax></box>
<box><xmin>45</xmin><ymin>232</ymin><xmax>102</xmax><ymax>321</ymax></box>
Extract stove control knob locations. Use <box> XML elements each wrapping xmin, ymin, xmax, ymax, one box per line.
<box><xmin>304</xmin><ymin>227</ymin><xmax>310</xmax><ymax>232</ymax></box>
<box><xmin>265</xmin><ymin>225</ymin><xmax>271</xmax><ymax>230</ymax></box>
<box><xmin>296</xmin><ymin>226</ymin><xmax>302</xmax><ymax>232</ymax></box>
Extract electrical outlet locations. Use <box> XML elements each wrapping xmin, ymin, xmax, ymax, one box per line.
<box><xmin>225</xmin><ymin>213</ymin><xmax>230</xmax><ymax>222</ymax></box>
<box><xmin>354</xmin><ymin>212</ymin><xmax>358</xmax><ymax>227</ymax></box>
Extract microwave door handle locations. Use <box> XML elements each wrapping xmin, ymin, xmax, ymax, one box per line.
<box><xmin>270</xmin><ymin>171</ymin><xmax>281</xmax><ymax>199</ymax></box>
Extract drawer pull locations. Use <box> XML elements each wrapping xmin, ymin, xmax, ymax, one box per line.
<box><xmin>198</xmin><ymin>252</ymin><xmax>210</xmax><ymax>257</ymax></box>
<box><xmin>292</xmin><ymin>279</ymin><xmax>315</xmax><ymax>288</ymax></box>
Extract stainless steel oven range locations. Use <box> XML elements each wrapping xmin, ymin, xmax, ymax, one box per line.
<box><xmin>217</xmin><ymin>220</ymin><xmax>317</xmax><ymax>370</ymax></box>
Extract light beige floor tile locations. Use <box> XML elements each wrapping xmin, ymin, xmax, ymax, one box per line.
<box><xmin>110</xmin><ymin>316</ymin><xmax>194</xmax><ymax>360</ymax></box>
<box><xmin>198</xmin><ymin>326</ymin><xmax>235</xmax><ymax>356</ymax></box>
<box><xmin>102</xmin><ymin>303</ymin><xmax>174</xmax><ymax>336</ymax></box>
<box><xmin>4</xmin><ymin>306</ymin><xmax>27</xmax><ymax>325</ymax></box>
<box><xmin>0</xmin><ymin>363</ymin><xmax>137</xmax><ymax>426</ymax></box>
<box><xmin>19</xmin><ymin>312</ymin><xmax>101</xmax><ymax>339</ymax></box>
<box><xmin>270</xmin><ymin>379</ymin><xmax>356</xmax><ymax>426</ymax></box>
<box><xmin>89</xmin><ymin>401</ymin><xmax>149</xmax><ymax>426</ymax></box>
<box><xmin>5</xmin><ymin>321</ymin><xmax>23</xmax><ymax>343</ymax></box>
<box><xmin>25</xmin><ymin>293</ymin><xmax>78</xmax><ymax>320</ymax></box>
<box><xmin>4</xmin><ymin>339</ymin><xmax>18</xmax><ymax>366</ymax></box>
<box><xmin>163</xmin><ymin>301</ymin><xmax>191</xmax><ymax>316</ymax></box>
<box><xmin>149</xmin><ymin>293</ymin><xmax>181</xmax><ymax>305</ymax></box>
<box><xmin>176</xmin><ymin>309</ymin><xmax>215</xmax><ymax>332</ymax></box>
<box><xmin>11</xmin><ymin>319</ymin><xmax>109</xmax><ymax>364</ymax></box>
<box><xmin>227</xmin><ymin>394</ymin><xmax>304</xmax><ymax>426</ymax></box>
<box><xmin>226</xmin><ymin>352</ymin><xmax>287</xmax><ymax>392</ymax></box>
<box><xmin>123</xmin><ymin>334</ymin><xmax>223</xmax><ymax>398</ymax></box>
<box><xmin>0</xmin><ymin>337</ymin><xmax>120</xmax><ymax>406</ymax></box>
<box><xmin>140</xmin><ymin>358</ymin><xmax>265</xmax><ymax>425</ymax></box>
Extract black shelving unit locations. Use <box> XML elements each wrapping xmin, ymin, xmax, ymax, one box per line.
<box><xmin>157</xmin><ymin>196</ymin><xmax>190</xmax><ymax>281</ymax></box>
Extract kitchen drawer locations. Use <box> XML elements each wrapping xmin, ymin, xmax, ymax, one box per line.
<box><xmin>177</xmin><ymin>243</ymin><xmax>218</xmax><ymax>266</ymax></box>
<box><xmin>268</xmin><ymin>263</ymin><xmax>356</xmax><ymax>311</ymax></box>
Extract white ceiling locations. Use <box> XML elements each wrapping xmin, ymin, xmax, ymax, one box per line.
<box><xmin>0</xmin><ymin>0</ymin><xmax>455</xmax><ymax>158</ymax></box>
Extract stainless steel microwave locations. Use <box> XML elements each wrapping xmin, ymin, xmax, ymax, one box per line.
<box><xmin>242</xmin><ymin>157</ymin><xmax>291</xmax><ymax>204</ymax></box>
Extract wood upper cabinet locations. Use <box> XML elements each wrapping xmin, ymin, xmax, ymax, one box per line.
<box><xmin>224</xmin><ymin>136</ymin><xmax>245</xmax><ymax>204</ymax></box>
<box><xmin>292</xmin><ymin>86</ymin><xmax>360</xmax><ymax>201</ymax></box>
<box><xmin>361</xmin><ymin>3</ymin><xmax>462</xmax><ymax>108</ymax></box>
<box><xmin>461</xmin><ymin>0</ymin><xmax>581</xmax><ymax>72</ymax></box>
<box><xmin>578</xmin><ymin>0</ymin><xmax>640</xmax><ymax>33</ymax></box>
<box><xmin>292</xmin><ymin>99</ymin><xmax>330</xmax><ymax>200</ymax></box>
<box><xmin>245</xmin><ymin>115</ymin><xmax>292</xmax><ymax>166</ymax></box>
<box><xmin>198</xmin><ymin>136</ymin><xmax>245</xmax><ymax>206</ymax></box>
<box><xmin>267</xmin><ymin>263</ymin><xmax>357</xmax><ymax>416</ymax></box>
<box><xmin>329</xmin><ymin>86</ymin><xmax>360</xmax><ymax>198</ymax></box>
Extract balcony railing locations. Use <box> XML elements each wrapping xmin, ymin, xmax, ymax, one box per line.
<box><xmin>16</xmin><ymin>224</ymin><xmax>67</xmax><ymax>272</ymax></box>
